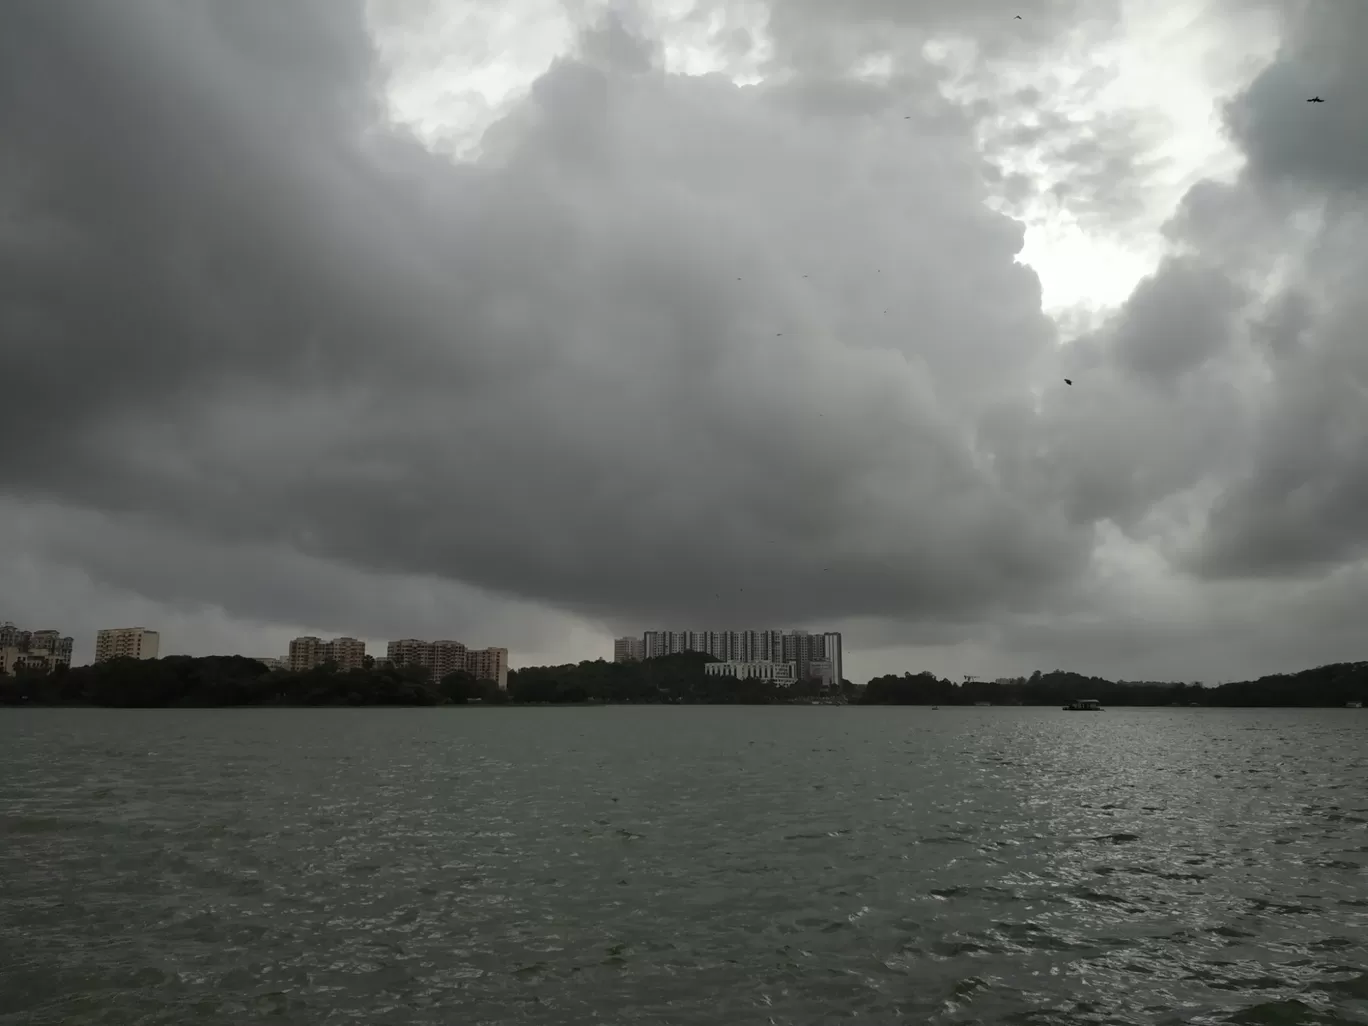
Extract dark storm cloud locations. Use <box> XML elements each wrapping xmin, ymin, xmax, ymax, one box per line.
<box><xmin>1</xmin><ymin>0</ymin><xmax>1092</xmax><ymax>634</ymax></box>
<box><xmin>7</xmin><ymin>0</ymin><xmax>1368</xmax><ymax>682</ymax></box>
<box><xmin>1</xmin><ymin>0</ymin><xmax>504</xmax><ymax>450</ymax></box>
<box><xmin>1168</xmin><ymin>1</ymin><xmax>1368</xmax><ymax>581</ymax></box>
<box><xmin>1110</xmin><ymin>257</ymin><xmax>1248</xmax><ymax>382</ymax></box>
<box><xmin>1223</xmin><ymin>4</ymin><xmax>1368</xmax><ymax>192</ymax></box>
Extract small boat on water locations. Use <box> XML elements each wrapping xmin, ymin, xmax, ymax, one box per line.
<box><xmin>931</xmin><ymin>705</ymin><xmax>939</xmax><ymax>710</ymax></box>
<box><xmin>1064</xmin><ymin>699</ymin><xmax>1103</xmax><ymax>711</ymax></box>
<box><xmin>1349</xmin><ymin>701</ymin><xmax>1364</xmax><ymax>709</ymax></box>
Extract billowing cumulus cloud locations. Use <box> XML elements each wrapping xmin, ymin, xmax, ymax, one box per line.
<box><xmin>2</xmin><ymin>0</ymin><xmax>1365</xmax><ymax>681</ymax></box>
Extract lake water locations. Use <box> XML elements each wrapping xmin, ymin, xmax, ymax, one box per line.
<box><xmin>2</xmin><ymin>707</ymin><xmax>1366</xmax><ymax>1025</ymax></box>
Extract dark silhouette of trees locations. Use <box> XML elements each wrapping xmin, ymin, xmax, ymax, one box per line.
<box><xmin>0</xmin><ymin>656</ymin><xmax>503</xmax><ymax>707</ymax></box>
<box><xmin>3</xmin><ymin>654</ymin><xmax>1364</xmax><ymax>708</ymax></box>
<box><xmin>857</xmin><ymin>663</ymin><xmax>1368</xmax><ymax>707</ymax></box>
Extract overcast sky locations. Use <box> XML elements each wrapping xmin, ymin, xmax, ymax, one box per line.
<box><xmin>3</xmin><ymin>0</ymin><xmax>1365</xmax><ymax>683</ymax></box>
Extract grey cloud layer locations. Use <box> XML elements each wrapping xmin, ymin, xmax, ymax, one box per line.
<box><xmin>3</xmin><ymin>0</ymin><xmax>1366</xmax><ymax>675</ymax></box>
<box><xmin>3</xmin><ymin>0</ymin><xmax>1088</xmax><ymax>632</ymax></box>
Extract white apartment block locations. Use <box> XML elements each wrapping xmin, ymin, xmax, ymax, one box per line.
<box><xmin>95</xmin><ymin>627</ymin><xmax>160</xmax><ymax>663</ymax></box>
<box><xmin>704</xmin><ymin>660</ymin><xmax>799</xmax><ymax>683</ymax></box>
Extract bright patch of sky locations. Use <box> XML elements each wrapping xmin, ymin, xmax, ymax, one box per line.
<box><xmin>927</xmin><ymin>1</ymin><xmax>1281</xmax><ymax>318</ymax></box>
<box><xmin>366</xmin><ymin>0</ymin><xmax>1280</xmax><ymax>321</ymax></box>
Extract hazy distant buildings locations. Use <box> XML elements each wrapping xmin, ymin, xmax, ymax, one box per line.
<box><xmin>0</xmin><ymin>622</ymin><xmax>74</xmax><ymax>674</ymax></box>
<box><xmin>613</xmin><ymin>637</ymin><xmax>645</xmax><ymax>662</ymax></box>
<box><xmin>387</xmin><ymin>638</ymin><xmax>509</xmax><ymax>690</ymax></box>
<box><xmin>704</xmin><ymin>660</ymin><xmax>799</xmax><ymax>683</ymax></box>
<box><xmin>287</xmin><ymin>636</ymin><xmax>366</xmax><ymax>672</ymax></box>
<box><xmin>95</xmin><ymin>627</ymin><xmax>160</xmax><ymax>663</ymax></box>
<box><xmin>252</xmin><ymin>656</ymin><xmax>287</xmax><ymax>671</ymax></box>
<box><xmin>635</xmin><ymin>629</ymin><xmax>843</xmax><ymax>684</ymax></box>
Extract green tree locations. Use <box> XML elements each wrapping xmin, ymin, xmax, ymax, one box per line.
<box><xmin>438</xmin><ymin>669</ymin><xmax>479</xmax><ymax>704</ymax></box>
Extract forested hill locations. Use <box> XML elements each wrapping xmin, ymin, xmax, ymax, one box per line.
<box><xmin>859</xmin><ymin>664</ymin><xmax>1368</xmax><ymax>707</ymax></box>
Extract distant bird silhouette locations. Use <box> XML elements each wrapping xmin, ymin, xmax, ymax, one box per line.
<box><xmin>1307</xmin><ymin>96</ymin><xmax>1324</xmax><ymax>103</ymax></box>
<box><xmin>1064</xmin><ymin>378</ymin><xmax>1073</xmax><ymax>385</ymax></box>
<box><xmin>1015</xmin><ymin>14</ymin><xmax>1022</xmax><ymax>18</ymax></box>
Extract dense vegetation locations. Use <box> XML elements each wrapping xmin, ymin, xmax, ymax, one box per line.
<box><xmin>860</xmin><ymin>665</ymin><xmax>1368</xmax><ymax>708</ymax></box>
<box><xmin>0</xmin><ymin>652</ymin><xmax>838</xmax><ymax>707</ymax></box>
<box><xmin>0</xmin><ymin>656</ymin><xmax>502</xmax><ymax>708</ymax></box>
<box><xmin>1</xmin><ymin>654</ymin><xmax>1364</xmax><ymax>708</ymax></box>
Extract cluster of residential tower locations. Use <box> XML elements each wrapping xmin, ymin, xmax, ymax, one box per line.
<box><xmin>1</xmin><ymin>623</ymin><xmax>159</xmax><ymax>675</ymax></box>
<box><xmin>0</xmin><ymin>620</ymin><xmax>507</xmax><ymax>691</ymax></box>
<box><xmin>614</xmin><ymin>629</ymin><xmax>844</xmax><ymax>688</ymax></box>
<box><xmin>283</xmin><ymin>636</ymin><xmax>508</xmax><ymax>690</ymax></box>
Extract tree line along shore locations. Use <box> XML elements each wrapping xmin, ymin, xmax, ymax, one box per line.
<box><xmin>1</xmin><ymin>653</ymin><xmax>1364</xmax><ymax>708</ymax></box>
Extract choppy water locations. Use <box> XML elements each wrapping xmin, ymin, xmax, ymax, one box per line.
<box><xmin>1</xmin><ymin>707</ymin><xmax>1366</xmax><ymax>1025</ymax></box>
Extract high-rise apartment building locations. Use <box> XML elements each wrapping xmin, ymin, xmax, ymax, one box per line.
<box><xmin>95</xmin><ymin>627</ymin><xmax>160</xmax><ymax>663</ymax></box>
<box><xmin>465</xmin><ymin>647</ymin><xmax>508</xmax><ymax>690</ymax></box>
<box><xmin>821</xmin><ymin>632</ymin><xmax>844</xmax><ymax>687</ymax></box>
<box><xmin>613</xmin><ymin>637</ymin><xmax>645</xmax><ymax>662</ymax></box>
<box><xmin>385</xmin><ymin>639</ymin><xmax>430</xmax><ymax>671</ymax></box>
<box><xmin>431</xmin><ymin>640</ymin><xmax>469</xmax><ymax>681</ymax></box>
<box><xmin>634</xmin><ymin>628</ymin><xmax>842</xmax><ymax>683</ymax></box>
<box><xmin>287</xmin><ymin>636</ymin><xmax>366</xmax><ymax>672</ymax></box>
<box><xmin>323</xmin><ymin>637</ymin><xmax>366</xmax><ymax>671</ymax></box>
<box><xmin>288</xmin><ymin>636</ymin><xmax>323</xmax><ymax>671</ymax></box>
<box><xmin>387</xmin><ymin>638</ymin><xmax>508</xmax><ymax>690</ymax></box>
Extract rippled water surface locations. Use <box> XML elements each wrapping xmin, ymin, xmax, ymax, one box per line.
<box><xmin>2</xmin><ymin>707</ymin><xmax>1367</xmax><ymax>1025</ymax></box>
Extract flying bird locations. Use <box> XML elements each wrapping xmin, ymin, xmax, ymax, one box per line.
<box><xmin>1064</xmin><ymin>378</ymin><xmax>1073</xmax><ymax>385</ymax></box>
<box><xmin>1015</xmin><ymin>14</ymin><xmax>1022</xmax><ymax>18</ymax></box>
<box><xmin>1307</xmin><ymin>96</ymin><xmax>1324</xmax><ymax>103</ymax></box>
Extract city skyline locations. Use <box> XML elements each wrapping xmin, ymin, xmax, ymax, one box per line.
<box><xmin>0</xmin><ymin>620</ymin><xmax>509</xmax><ymax>690</ymax></box>
<box><xmin>616</xmin><ymin>629</ymin><xmax>844</xmax><ymax>687</ymax></box>
<box><xmin>3</xmin><ymin>617</ymin><xmax>838</xmax><ymax>686</ymax></box>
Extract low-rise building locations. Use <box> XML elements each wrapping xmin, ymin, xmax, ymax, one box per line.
<box><xmin>0</xmin><ymin>623</ymin><xmax>75</xmax><ymax>674</ymax></box>
<box><xmin>704</xmin><ymin>660</ymin><xmax>799</xmax><ymax>683</ymax></box>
